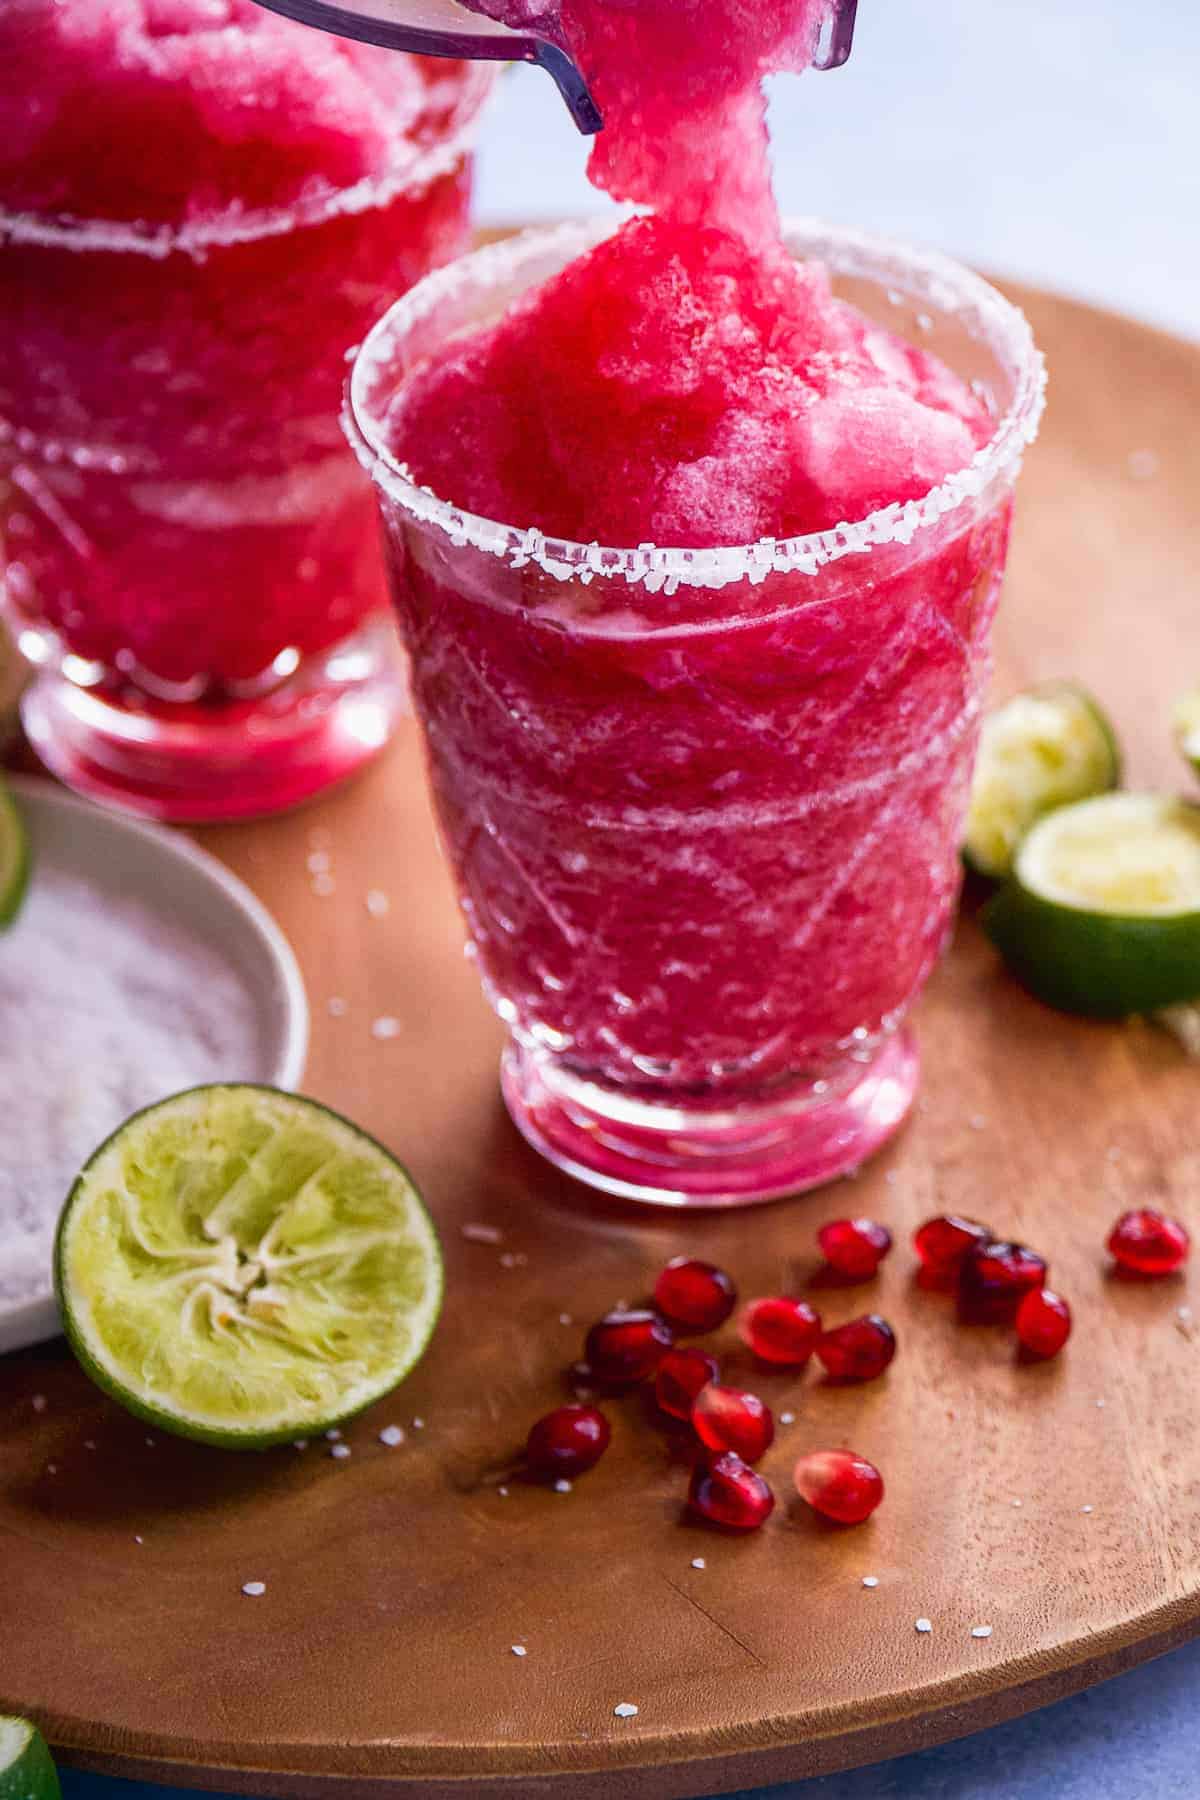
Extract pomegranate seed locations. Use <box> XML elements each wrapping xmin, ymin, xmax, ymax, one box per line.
<box><xmin>794</xmin><ymin>1449</ymin><xmax>884</xmax><ymax>1525</ymax></box>
<box><xmin>1016</xmin><ymin>1287</ymin><xmax>1072</xmax><ymax>1359</ymax></box>
<box><xmin>692</xmin><ymin>1386</ymin><xmax>775</xmax><ymax>1463</ymax></box>
<box><xmin>584</xmin><ymin>1310</ymin><xmax>675</xmax><ymax>1386</ymax></box>
<box><xmin>818</xmin><ymin>1218</ymin><xmax>893</xmax><ymax>1280</ymax></box>
<box><xmin>525</xmin><ymin>1405</ymin><xmax>611</xmax><ymax>1479</ymax></box>
<box><xmin>689</xmin><ymin>1453</ymin><xmax>775</xmax><ymax>1531</ymax></box>
<box><xmin>1107</xmin><ymin>1209</ymin><xmax>1191</xmax><ymax>1277</ymax></box>
<box><xmin>655</xmin><ymin>1347</ymin><xmax>719</xmax><ymax>1421</ymax></box>
<box><xmin>815</xmin><ymin>1315</ymin><xmax>896</xmax><ymax>1382</ymax></box>
<box><xmin>740</xmin><ymin>1296</ymin><xmax>822</xmax><ymax>1366</ymax></box>
<box><xmin>958</xmin><ymin>1241</ymin><xmax>1047</xmax><ymax>1324</ymax></box>
<box><xmin>653</xmin><ymin>1258</ymin><xmax>737</xmax><ymax>1333</ymax></box>
<box><xmin>913</xmin><ymin>1214</ymin><xmax>992</xmax><ymax>1280</ymax></box>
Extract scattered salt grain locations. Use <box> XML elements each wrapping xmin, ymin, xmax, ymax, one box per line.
<box><xmin>145</xmin><ymin>1437</ymin><xmax>156</xmax><ymax>1447</ymax></box>
<box><xmin>885</xmin><ymin>1171</ymin><xmax>899</xmax><ymax>1187</ymax></box>
<box><xmin>325</xmin><ymin>1428</ymin><xmax>342</xmax><ymax>1440</ymax></box>
<box><xmin>915</xmin><ymin>1618</ymin><xmax>933</xmax><ymax>1634</ymax></box>
<box><xmin>306</xmin><ymin>851</ymin><xmax>331</xmax><ymax>875</ymax></box>
<box><xmin>84</xmin><ymin>1439</ymin><xmax>96</xmax><ymax>1451</ymax></box>
<box><xmin>862</xmin><ymin>1576</ymin><xmax>879</xmax><ymax>1589</ymax></box>
<box><xmin>330</xmin><ymin>1443</ymin><xmax>351</xmax><ymax>1461</ymax></box>
<box><xmin>242</xmin><ymin>1581</ymin><xmax>266</xmax><ymax>1597</ymax></box>
<box><xmin>511</xmin><ymin>1645</ymin><xmax>527</xmax><ymax>1657</ymax></box>
<box><xmin>1128</xmin><ymin>448</ymin><xmax>1160</xmax><ymax>480</ymax></box>
<box><xmin>412</xmin><ymin>1417</ymin><xmax>426</xmax><ymax>1430</ymax></box>
<box><xmin>554</xmin><ymin>1478</ymin><xmax>572</xmax><ymax>1493</ymax></box>
<box><xmin>498</xmin><ymin>1486</ymin><xmax>509</xmax><ymax>1497</ymax></box>
<box><xmin>779</xmin><ymin>1411</ymin><xmax>796</xmax><ymax>1426</ymax></box>
<box><xmin>461</xmin><ymin>1223</ymin><xmax>503</xmax><ymax>1245</ymax></box>
<box><xmin>365</xmin><ymin>890</ymin><xmax>390</xmax><ymax>919</ymax></box>
<box><xmin>1095</xmin><ymin>1399</ymin><xmax>1106</xmax><ymax>1409</ymax></box>
<box><xmin>379</xmin><ymin>1425</ymin><xmax>406</xmax><ymax>1448</ymax></box>
<box><xmin>31</xmin><ymin>1394</ymin><xmax>46</xmax><ymax>1413</ymax></box>
<box><xmin>1081</xmin><ymin>1505</ymin><xmax>1094</xmax><ymax>1514</ymax></box>
<box><xmin>613</xmin><ymin>1703</ymin><xmax>639</xmax><ymax>1719</ymax></box>
<box><xmin>311</xmin><ymin>873</ymin><xmax>336</xmax><ymax>898</ymax></box>
<box><xmin>559</xmin><ymin>1312</ymin><xmax>573</xmax><ymax>1326</ymax></box>
<box><xmin>691</xmin><ymin>1558</ymin><xmax>706</xmax><ymax>1570</ymax></box>
<box><xmin>1178</xmin><ymin>1306</ymin><xmax>1194</xmax><ymax>1324</ymax></box>
<box><xmin>327</xmin><ymin>997</ymin><xmax>347</xmax><ymax>1018</ymax></box>
<box><xmin>971</xmin><ymin>1625</ymin><xmax>993</xmax><ymax>1639</ymax></box>
<box><xmin>1012</xmin><ymin>1499</ymin><xmax>1023</xmax><ymax>1508</ymax></box>
<box><xmin>371</xmin><ymin>1016</ymin><xmax>401</xmax><ymax>1041</ymax></box>
<box><xmin>500</xmin><ymin>1251</ymin><xmax>528</xmax><ymax>1268</ymax></box>
<box><xmin>46</xmin><ymin>1464</ymin><xmax>57</xmax><ymax>1475</ymax></box>
<box><xmin>134</xmin><ymin>1535</ymin><xmax>144</xmax><ymax>1545</ymax></box>
<box><xmin>294</xmin><ymin>1440</ymin><xmax>309</xmax><ymax>1450</ymax></box>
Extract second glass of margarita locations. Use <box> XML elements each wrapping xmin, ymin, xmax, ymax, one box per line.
<box><xmin>0</xmin><ymin>1</ymin><xmax>490</xmax><ymax>820</ymax></box>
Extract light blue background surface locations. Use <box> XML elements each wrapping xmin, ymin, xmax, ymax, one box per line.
<box><xmin>41</xmin><ymin>5</ymin><xmax>1200</xmax><ymax>1799</ymax></box>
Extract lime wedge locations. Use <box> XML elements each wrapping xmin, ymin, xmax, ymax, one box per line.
<box><xmin>0</xmin><ymin>779</ymin><xmax>30</xmax><ymax>929</ymax></box>
<box><xmin>1172</xmin><ymin>686</ymin><xmax>1200</xmax><ymax>777</ymax></box>
<box><xmin>964</xmin><ymin>683</ymin><xmax>1120</xmax><ymax>879</ymax></box>
<box><xmin>55</xmin><ymin>1086</ymin><xmax>442</xmax><ymax>1448</ymax></box>
<box><xmin>0</xmin><ymin>1718</ymin><xmax>60</xmax><ymax>1800</ymax></box>
<box><xmin>982</xmin><ymin>793</ymin><xmax>1200</xmax><ymax>1017</ymax></box>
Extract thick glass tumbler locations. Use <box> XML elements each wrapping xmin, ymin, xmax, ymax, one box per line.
<box><xmin>348</xmin><ymin>220</ymin><xmax>1045</xmax><ymax>1206</ymax></box>
<box><xmin>0</xmin><ymin>52</ymin><xmax>490</xmax><ymax>822</ymax></box>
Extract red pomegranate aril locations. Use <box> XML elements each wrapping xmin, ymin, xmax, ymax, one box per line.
<box><xmin>525</xmin><ymin>1405</ymin><xmax>611</xmax><ymax>1479</ymax></box>
<box><xmin>655</xmin><ymin>1347</ymin><xmax>720</xmax><ymax>1421</ymax></box>
<box><xmin>689</xmin><ymin>1453</ymin><xmax>775</xmax><ymax>1531</ymax></box>
<box><xmin>794</xmin><ymin>1449</ymin><xmax>884</xmax><ymax>1525</ymax></box>
<box><xmin>1016</xmin><ymin>1287</ymin><xmax>1072</xmax><ymax>1359</ymax></box>
<box><xmin>653</xmin><ymin>1257</ymin><xmax>737</xmax><ymax>1333</ymax></box>
<box><xmin>1107</xmin><ymin>1208</ymin><xmax>1191</xmax><ymax>1277</ymax></box>
<box><xmin>584</xmin><ymin>1309</ymin><xmax>675</xmax><ymax>1386</ymax></box>
<box><xmin>815</xmin><ymin>1315</ymin><xmax>896</xmax><ymax>1382</ymax></box>
<box><xmin>692</xmin><ymin>1386</ymin><xmax>775</xmax><ymax>1463</ymax></box>
<box><xmin>818</xmin><ymin>1218</ymin><xmax>893</xmax><ymax>1280</ymax></box>
<box><xmin>957</xmin><ymin>1241</ymin><xmax>1047</xmax><ymax>1324</ymax></box>
<box><xmin>740</xmin><ymin>1296</ymin><xmax>823</xmax><ymax>1366</ymax></box>
<box><xmin>913</xmin><ymin>1214</ymin><xmax>993</xmax><ymax>1280</ymax></box>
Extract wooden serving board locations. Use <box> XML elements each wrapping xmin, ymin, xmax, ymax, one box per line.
<box><xmin>2</xmin><ymin>283</ymin><xmax>1200</xmax><ymax>1800</ymax></box>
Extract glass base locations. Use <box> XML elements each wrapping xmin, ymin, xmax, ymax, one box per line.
<box><xmin>19</xmin><ymin>617</ymin><xmax>405</xmax><ymax>823</ymax></box>
<box><xmin>501</xmin><ymin>1029</ymin><xmax>919</xmax><ymax>1209</ymax></box>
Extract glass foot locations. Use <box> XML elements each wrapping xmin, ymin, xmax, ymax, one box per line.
<box><xmin>20</xmin><ymin>616</ymin><xmax>405</xmax><ymax>823</ymax></box>
<box><xmin>501</xmin><ymin>1029</ymin><xmax>919</xmax><ymax>1209</ymax></box>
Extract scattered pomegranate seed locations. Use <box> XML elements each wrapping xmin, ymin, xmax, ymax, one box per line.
<box><xmin>740</xmin><ymin>1296</ymin><xmax>823</xmax><ymax>1366</ymax></box>
<box><xmin>818</xmin><ymin>1218</ymin><xmax>893</xmax><ymax>1280</ymax></box>
<box><xmin>692</xmin><ymin>1386</ymin><xmax>775</xmax><ymax>1463</ymax></box>
<box><xmin>793</xmin><ymin>1449</ymin><xmax>884</xmax><ymax>1525</ymax></box>
<box><xmin>689</xmin><ymin>1453</ymin><xmax>775</xmax><ymax>1532</ymax></box>
<box><xmin>655</xmin><ymin>1347</ymin><xmax>719</xmax><ymax>1422</ymax></box>
<box><xmin>525</xmin><ymin>1405</ymin><xmax>611</xmax><ymax>1479</ymax></box>
<box><xmin>815</xmin><ymin>1315</ymin><xmax>896</xmax><ymax>1382</ymax></box>
<box><xmin>584</xmin><ymin>1310</ymin><xmax>675</xmax><ymax>1386</ymax></box>
<box><xmin>913</xmin><ymin>1214</ymin><xmax>992</xmax><ymax>1280</ymax></box>
<box><xmin>653</xmin><ymin>1258</ymin><xmax>737</xmax><ymax>1333</ymax></box>
<box><xmin>1107</xmin><ymin>1209</ymin><xmax>1191</xmax><ymax>1277</ymax></box>
<box><xmin>958</xmin><ymin>1241</ymin><xmax>1047</xmax><ymax>1324</ymax></box>
<box><xmin>1016</xmin><ymin>1288</ymin><xmax>1072</xmax><ymax>1359</ymax></box>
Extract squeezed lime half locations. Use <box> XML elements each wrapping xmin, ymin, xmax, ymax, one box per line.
<box><xmin>964</xmin><ymin>682</ymin><xmax>1121</xmax><ymax>879</ymax></box>
<box><xmin>0</xmin><ymin>1718</ymin><xmax>60</xmax><ymax>1800</ymax></box>
<box><xmin>982</xmin><ymin>792</ymin><xmax>1200</xmax><ymax>1017</ymax></box>
<box><xmin>0</xmin><ymin>779</ymin><xmax>30</xmax><ymax>929</ymax></box>
<box><xmin>55</xmin><ymin>1085</ymin><xmax>442</xmax><ymax>1448</ymax></box>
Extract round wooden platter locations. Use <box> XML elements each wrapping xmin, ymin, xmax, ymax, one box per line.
<box><xmin>3</xmin><ymin>283</ymin><xmax>1200</xmax><ymax>1800</ymax></box>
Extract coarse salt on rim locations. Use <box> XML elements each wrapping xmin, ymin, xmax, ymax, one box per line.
<box><xmin>347</xmin><ymin>217</ymin><xmax>1045</xmax><ymax>603</ymax></box>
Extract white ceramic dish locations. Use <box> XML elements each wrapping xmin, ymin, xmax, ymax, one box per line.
<box><xmin>0</xmin><ymin>778</ymin><xmax>308</xmax><ymax>1354</ymax></box>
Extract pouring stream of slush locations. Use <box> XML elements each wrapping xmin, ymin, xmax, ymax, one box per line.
<box><xmin>249</xmin><ymin>0</ymin><xmax>858</xmax><ymax>134</ymax></box>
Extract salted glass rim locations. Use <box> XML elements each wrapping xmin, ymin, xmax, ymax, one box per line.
<box><xmin>0</xmin><ymin>63</ymin><xmax>493</xmax><ymax>261</ymax></box>
<box><xmin>346</xmin><ymin>214</ymin><xmax>1047</xmax><ymax>593</ymax></box>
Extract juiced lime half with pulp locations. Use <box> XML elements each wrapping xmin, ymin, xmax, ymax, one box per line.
<box><xmin>55</xmin><ymin>1085</ymin><xmax>442</xmax><ymax>1448</ymax></box>
<box><xmin>0</xmin><ymin>1718</ymin><xmax>60</xmax><ymax>1800</ymax></box>
<box><xmin>0</xmin><ymin>778</ymin><xmax>30</xmax><ymax>929</ymax></box>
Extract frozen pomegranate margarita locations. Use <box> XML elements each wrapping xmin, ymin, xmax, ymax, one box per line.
<box><xmin>0</xmin><ymin>0</ymin><xmax>490</xmax><ymax>819</ymax></box>
<box><xmin>347</xmin><ymin>0</ymin><xmax>1045</xmax><ymax>1202</ymax></box>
